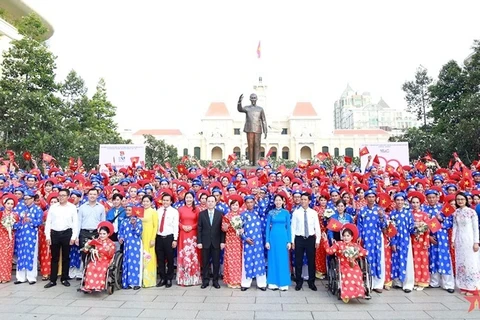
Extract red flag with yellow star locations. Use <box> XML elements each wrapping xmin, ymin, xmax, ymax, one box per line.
<box><xmin>132</xmin><ymin>207</ymin><xmax>144</xmax><ymax>218</ymax></box>
<box><xmin>386</xmin><ymin>222</ymin><xmax>398</xmax><ymax>238</ymax></box>
<box><xmin>359</xmin><ymin>146</ymin><xmax>369</xmax><ymax>156</ymax></box>
<box><xmin>427</xmin><ymin>217</ymin><xmax>442</xmax><ymax>233</ymax></box>
<box><xmin>326</xmin><ymin>218</ymin><xmax>343</xmax><ymax>232</ymax></box>
<box><xmin>441</xmin><ymin>203</ymin><xmax>455</xmax><ymax>217</ymax></box>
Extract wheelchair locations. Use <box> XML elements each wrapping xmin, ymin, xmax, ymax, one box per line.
<box><xmin>327</xmin><ymin>255</ymin><xmax>372</xmax><ymax>301</ymax></box>
<box><xmin>78</xmin><ymin>250</ymin><xmax>123</xmax><ymax>295</ymax></box>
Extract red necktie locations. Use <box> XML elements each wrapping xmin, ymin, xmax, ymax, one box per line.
<box><xmin>159</xmin><ymin>209</ymin><xmax>166</xmax><ymax>233</ymax></box>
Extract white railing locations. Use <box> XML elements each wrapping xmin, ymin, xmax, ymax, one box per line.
<box><xmin>0</xmin><ymin>17</ymin><xmax>21</xmax><ymax>40</ymax></box>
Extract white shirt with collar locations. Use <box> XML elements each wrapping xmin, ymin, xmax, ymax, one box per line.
<box><xmin>45</xmin><ymin>202</ymin><xmax>79</xmax><ymax>241</ymax></box>
<box><xmin>291</xmin><ymin>206</ymin><xmax>321</xmax><ymax>244</ymax></box>
<box><xmin>157</xmin><ymin>205</ymin><xmax>179</xmax><ymax>240</ymax></box>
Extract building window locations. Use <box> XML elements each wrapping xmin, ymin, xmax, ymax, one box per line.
<box><xmin>334</xmin><ymin>148</ymin><xmax>339</xmax><ymax>157</ymax></box>
<box><xmin>322</xmin><ymin>146</ymin><xmax>329</xmax><ymax>153</ymax></box>
<box><xmin>300</xmin><ymin>146</ymin><xmax>312</xmax><ymax>159</ymax></box>
<box><xmin>211</xmin><ymin>147</ymin><xmax>223</xmax><ymax>160</ymax></box>
<box><xmin>234</xmin><ymin>128</ymin><xmax>241</xmax><ymax>135</ymax></box>
<box><xmin>260</xmin><ymin>147</ymin><xmax>265</xmax><ymax>158</ymax></box>
<box><xmin>345</xmin><ymin>147</ymin><xmax>353</xmax><ymax>157</ymax></box>
<box><xmin>281</xmin><ymin>128</ymin><xmax>288</xmax><ymax>135</ymax></box>
<box><xmin>183</xmin><ymin>148</ymin><xmax>188</xmax><ymax>156</ymax></box>
<box><xmin>194</xmin><ymin>147</ymin><xmax>201</xmax><ymax>159</ymax></box>
<box><xmin>282</xmin><ymin>147</ymin><xmax>289</xmax><ymax>160</ymax></box>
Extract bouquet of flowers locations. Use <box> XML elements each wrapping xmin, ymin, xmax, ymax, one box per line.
<box><xmin>1</xmin><ymin>213</ymin><xmax>15</xmax><ymax>240</ymax></box>
<box><xmin>323</xmin><ymin>208</ymin><xmax>335</xmax><ymax>219</ymax></box>
<box><xmin>343</xmin><ymin>245</ymin><xmax>360</xmax><ymax>267</ymax></box>
<box><xmin>230</xmin><ymin>216</ymin><xmax>243</xmax><ymax>235</ymax></box>
<box><xmin>414</xmin><ymin>221</ymin><xmax>429</xmax><ymax>241</ymax></box>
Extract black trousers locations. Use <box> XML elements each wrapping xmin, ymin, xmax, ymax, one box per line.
<box><xmin>155</xmin><ymin>234</ymin><xmax>174</xmax><ymax>281</ymax></box>
<box><xmin>294</xmin><ymin>235</ymin><xmax>316</xmax><ymax>285</ymax></box>
<box><xmin>202</xmin><ymin>245</ymin><xmax>220</xmax><ymax>284</ymax></box>
<box><xmin>79</xmin><ymin>229</ymin><xmax>98</xmax><ymax>263</ymax></box>
<box><xmin>50</xmin><ymin>229</ymin><xmax>72</xmax><ymax>283</ymax></box>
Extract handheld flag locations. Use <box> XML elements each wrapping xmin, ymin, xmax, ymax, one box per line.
<box><xmin>386</xmin><ymin>222</ymin><xmax>398</xmax><ymax>238</ymax></box>
<box><xmin>427</xmin><ymin>217</ymin><xmax>442</xmax><ymax>233</ymax></box>
<box><xmin>132</xmin><ymin>207</ymin><xmax>144</xmax><ymax>218</ymax></box>
<box><xmin>441</xmin><ymin>203</ymin><xmax>455</xmax><ymax>217</ymax></box>
<box><xmin>22</xmin><ymin>151</ymin><xmax>31</xmax><ymax>161</ymax></box>
<box><xmin>359</xmin><ymin>146</ymin><xmax>370</xmax><ymax>156</ymax></box>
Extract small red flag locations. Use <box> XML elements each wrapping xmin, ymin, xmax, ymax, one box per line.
<box><xmin>327</xmin><ymin>218</ymin><xmax>343</xmax><ymax>232</ymax></box>
<box><xmin>359</xmin><ymin>146</ymin><xmax>369</xmax><ymax>156</ymax></box>
<box><xmin>132</xmin><ymin>207</ymin><xmax>144</xmax><ymax>218</ymax></box>
<box><xmin>0</xmin><ymin>165</ymin><xmax>7</xmax><ymax>174</ymax></box>
<box><xmin>248</xmin><ymin>177</ymin><xmax>259</xmax><ymax>189</ymax></box>
<box><xmin>427</xmin><ymin>217</ymin><xmax>442</xmax><ymax>233</ymax></box>
<box><xmin>386</xmin><ymin>223</ymin><xmax>398</xmax><ymax>238</ymax></box>
<box><xmin>372</xmin><ymin>155</ymin><xmax>380</xmax><ymax>166</ymax></box>
<box><xmin>177</xmin><ymin>164</ymin><xmax>188</xmax><ymax>175</ymax></box>
<box><xmin>277</xmin><ymin>165</ymin><xmax>287</xmax><ymax>175</ymax></box>
<box><xmin>415</xmin><ymin>161</ymin><xmax>426</xmax><ymax>172</ymax></box>
<box><xmin>42</xmin><ymin>153</ymin><xmax>54</xmax><ymax>163</ymax></box>
<box><xmin>22</xmin><ymin>151</ymin><xmax>31</xmax><ymax>161</ymax></box>
<box><xmin>377</xmin><ymin>192</ymin><xmax>392</xmax><ymax>209</ymax></box>
<box><xmin>258</xmin><ymin>159</ymin><xmax>268</xmax><ymax>167</ymax></box>
<box><xmin>130</xmin><ymin>156</ymin><xmax>139</xmax><ymax>167</ymax></box>
<box><xmin>77</xmin><ymin>157</ymin><xmax>83</xmax><ymax>169</ymax></box>
<box><xmin>316</xmin><ymin>152</ymin><xmax>327</xmax><ymax>161</ymax></box>
<box><xmin>441</xmin><ymin>203</ymin><xmax>455</xmax><ymax>217</ymax></box>
<box><xmin>181</xmin><ymin>155</ymin><xmax>189</xmax><ymax>163</ymax></box>
<box><xmin>344</xmin><ymin>156</ymin><xmax>352</xmax><ymax>164</ymax></box>
<box><xmin>385</xmin><ymin>164</ymin><xmax>395</xmax><ymax>174</ymax></box>
<box><xmin>266</xmin><ymin>147</ymin><xmax>274</xmax><ymax>158</ymax></box>
<box><xmin>227</xmin><ymin>153</ymin><xmax>237</xmax><ymax>165</ymax></box>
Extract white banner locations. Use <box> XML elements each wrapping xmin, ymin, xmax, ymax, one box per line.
<box><xmin>99</xmin><ymin>144</ymin><xmax>146</xmax><ymax>172</ymax></box>
<box><xmin>360</xmin><ymin>142</ymin><xmax>409</xmax><ymax>170</ymax></box>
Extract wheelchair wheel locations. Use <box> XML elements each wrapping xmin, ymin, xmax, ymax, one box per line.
<box><xmin>113</xmin><ymin>252</ymin><xmax>123</xmax><ymax>290</ymax></box>
<box><xmin>327</xmin><ymin>257</ymin><xmax>336</xmax><ymax>295</ymax></box>
<box><xmin>107</xmin><ymin>284</ymin><xmax>114</xmax><ymax>295</ymax></box>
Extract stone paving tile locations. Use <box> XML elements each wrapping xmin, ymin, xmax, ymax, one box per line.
<box><xmin>138</xmin><ymin>288</ymin><xmax>187</xmax><ymax>296</ymax></box>
<box><xmin>255</xmin><ymin>311</ymin><xmax>313</xmax><ymax>319</ymax></box>
<box><xmin>121</xmin><ymin>301</ymin><xmax>176</xmax><ymax>309</ymax></box>
<box><xmin>362</xmin><ymin>296</ymin><xmax>413</xmax><ymax>304</ymax></box>
<box><xmin>335</xmin><ymin>301</ymin><xmax>394</xmax><ymax>311</ymax></box>
<box><xmin>204</xmin><ymin>296</ymin><xmax>256</xmax><ymax>304</ymax></box>
<box><xmin>306</xmin><ymin>297</ymin><xmax>349</xmax><ymax>304</ymax></box>
<box><xmin>104</xmin><ymin>294</ymin><xmax>156</xmax><ymax>302</ymax></box>
<box><xmin>138</xmin><ymin>309</ymin><xmax>198</xmax><ymax>318</ymax></box>
<box><xmin>0</xmin><ymin>297</ymin><xmax>26</xmax><ymax>304</ymax></box>
<box><xmin>406</xmin><ymin>295</ymin><xmax>466</xmax><ymax>303</ymax></box>
<box><xmin>196</xmin><ymin>310</ymin><xmax>255</xmax><ymax>319</ymax></box>
<box><xmin>231</xmin><ymin>289</ymin><xmax>281</xmax><ymax>297</ymax></box>
<box><xmin>9</xmin><ymin>291</ymin><xmax>63</xmax><ymax>299</ymax></box>
<box><xmin>228</xmin><ymin>303</ymin><xmax>282</xmax><ymax>311</ymax></box>
<box><xmin>312</xmin><ymin>311</ymin><xmax>373</xmax><ymax>319</ymax></box>
<box><xmin>426</xmin><ymin>310</ymin><xmax>480</xmax><ymax>318</ymax></box>
<box><xmin>0</xmin><ymin>305</ymin><xmax>37</xmax><ymax>313</ymax></box>
<box><xmin>368</xmin><ymin>310</ymin><xmax>432</xmax><ymax>319</ymax></box>
<box><xmin>21</xmin><ymin>298</ymin><xmax>76</xmax><ymax>306</ymax></box>
<box><xmin>83</xmin><ymin>307</ymin><xmax>144</xmax><ymax>317</ymax></box>
<box><xmin>389</xmin><ymin>302</ymin><xmax>449</xmax><ymax>311</ymax></box>
<box><xmin>422</xmin><ymin>288</ymin><xmax>462</xmax><ymax>296</ymax></box>
<box><xmin>256</xmin><ymin>296</ymin><xmax>307</xmax><ymax>304</ymax></box>
<box><xmin>280</xmin><ymin>290</ymin><xmax>330</xmax><ymax>297</ymax></box>
<box><xmin>441</xmin><ymin>302</ymin><xmax>472</xmax><ymax>310</ymax></box>
<box><xmin>173</xmin><ymin>302</ymin><xmax>229</xmax><ymax>310</ymax></box>
<box><xmin>29</xmin><ymin>305</ymin><xmax>90</xmax><ymax>315</ymax></box>
<box><xmin>70</xmin><ymin>299</ymin><xmax>127</xmax><ymax>308</ymax></box>
<box><xmin>153</xmin><ymin>295</ymin><xmax>205</xmax><ymax>303</ymax></box>
<box><xmin>183</xmin><ymin>288</ymin><xmax>233</xmax><ymax>296</ymax></box>
<box><xmin>47</xmin><ymin>316</ymin><xmax>107</xmax><ymax>320</ymax></box>
<box><xmin>0</xmin><ymin>314</ymin><xmax>51</xmax><ymax>320</ymax></box>
<box><xmin>282</xmin><ymin>303</ymin><xmax>338</xmax><ymax>311</ymax></box>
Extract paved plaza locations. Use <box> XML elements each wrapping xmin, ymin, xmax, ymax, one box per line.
<box><xmin>0</xmin><ymin>279</ymin><xmax>478</xmax><ymax>320</ymax></box>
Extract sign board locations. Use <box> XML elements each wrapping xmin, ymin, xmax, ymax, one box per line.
<box><xmin>360</xmin><ymin>142</ymin><xmax>409</xmax><ymax>170</ymax></box>
<box><xmin>99</xmin><ymin>144</ymin><xmax>146</xmax><ymax>172</ymax></box>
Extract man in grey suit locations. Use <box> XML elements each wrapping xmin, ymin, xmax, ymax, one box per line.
<box><xmin>237</xmin><ymin>93</ymin><xmax>267</xmax><ymax>166</ymax></box>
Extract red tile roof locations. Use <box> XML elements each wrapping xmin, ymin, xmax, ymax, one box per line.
<box><xmin>292</xmin><ymin>102</ymin><xmax>317</xmax><ymax>117</ymax></box>
<box><xmin>133</xmin><ymin>129</ymin><xmax>182</xmax><ymax>136</ymax></box>
<box><xmin>333</xmin><ymin>129</ymin><xmax>389</xmax><ymax>135</ymax></box>
<box><xmin>205</xmin><ymin>102</ymin><xmax>230</xmax><ymax>117</ymax></box>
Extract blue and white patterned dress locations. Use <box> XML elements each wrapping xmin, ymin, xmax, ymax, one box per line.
<box><xmin>422</xmin><ymin>204</ymin><xmax>453</xmax><ymax>275</ymax></box>
<box><xmin>390</xmin><ymin>207</ymin><xmax>414</xmax><ymax>282</ymax></box>
<box><xmin>240</xmin><ymin>209</ymin><xmax>266</xmax><ymax>279</ymax></box>
<box><xmin>14</xmin><ymin>204</ymin><xmax>43</xmax><ymax>271</ymax></box>
<box><xmin>119</xmin><ymin>216</ymin><xmax>143</xmax><ymax>288</ymax></box>
<box><xmin>357</xmin><ymin>204</ymin><xmax>387</xmax><ymax>278</ymax></box>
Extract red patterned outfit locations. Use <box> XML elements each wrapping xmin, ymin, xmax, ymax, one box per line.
<box><xmin>81</xmin><ymin>238</ymin><xmax>116</xmax><ymax>292</ymax></box>
<box><xmin>0</xmin><ymin>210</ymin><xmax>18</xmax><ymax>282</ymax></box>
<box><xmin>411</xmin><ymin>209</ymin><xmax>430</xmax><ymax>288</ymax></box>
<box><xmin>221</xmin><ymin>210</ymin><xmax>242</xmax><ymax>288</ymax></box>
<box><xmin>314</xmin><ymin>206</ymin><xmax>327</xmax><ymax>278</ymax></box>
<box><xmin>176</xmin><ymin>205</ymin><xmax>201</xmax><ymax>286</ymax></box>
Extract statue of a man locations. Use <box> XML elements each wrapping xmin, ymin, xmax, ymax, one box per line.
<box><xmin>237</xmin><ymin>93</ymin><xmax>267</xmax><ymax>166</ymax></box>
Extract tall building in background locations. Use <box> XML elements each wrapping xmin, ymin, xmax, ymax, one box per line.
<box><xmin>333</xmin><ymin>84</ymin><xmax>419</xmax><ymax>134</ymax></box>
<box><xmin>0</xmin><ymin>0</ymin><xmax>54</xmax><ymax>75</ymax></box>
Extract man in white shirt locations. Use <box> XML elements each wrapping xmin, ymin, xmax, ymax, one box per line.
<box><xmin>44</xmin><ymin>188</ymin><xmax>79</xmax><ymax>288</ymax></box>
<box><xmin>291</xmin><ymin>192</ymin><xmax>321</xmax><ymax>291</ymax></box>
<box><xmin>155</xmin><ymin>193</ymin><xmax>179</xmax><ymax>288</ymax></box>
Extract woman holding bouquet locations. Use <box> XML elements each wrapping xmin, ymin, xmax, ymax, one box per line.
<box><xmin>409</xmin><ymin>194</ymin><xmax>430</xmax><ymax>290</ymax></box>
<box><xmin>322</xmin><ymin>224</ymin><xmax>368</xmax><ymax>303</ymax></box>
<box><xmin>221</xmin><ymin>196</ymin><xmax>243</xmax><ymax>288</ymax></box>
<box><xmin>265</xmin><ymin>194</ymin><xmax>291</xmax><ymax>291</ymax></box>
<box><xmin>0</xmin><ymin>195</ymin><xmax>19</xmax><ymax>283</ymax></box>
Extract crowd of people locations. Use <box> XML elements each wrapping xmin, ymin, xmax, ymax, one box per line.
<box><xmin>0</xmin><ymin>153</ymin><xmax>479</xmax><ymax>301</ymax></box>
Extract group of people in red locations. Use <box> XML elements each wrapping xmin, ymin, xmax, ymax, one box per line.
<box><xmin>0</xmin><ymin>149</ymin><xmax>479</xmax><ymax>302</ymax></box>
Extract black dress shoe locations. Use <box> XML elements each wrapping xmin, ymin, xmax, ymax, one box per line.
<box><xmin>14</xmin><ymin>281</ymin><xmax>26</xmax><ymax>285</ymax></box>
<box><xmin>165</xmin><ymin>280</ymin><xmax>172</xmax><ymax>288</ymax></box>
<box><xmin>259</xmin><ymin>287</ymin><xmax>267</xmax><ymax>291</ymax></box>
<box><xmin>156</xmin><ymin>280</ymin><xmax>166</xmax><ymax>287</ymax></box>
<box><xmin>28</xmin><ymin>281</ymin><xmax>36</xmax><ymax>285</ymax></box>
<box><xmin>213</xmin><ymin>282</ymin><xmax>221</xmax><ymax>289</ymax></box>
<box><xmin>309</xmin><ymin>284</ymin><xmax>318</xmax><ymax>291</ymax></box>
<box><xmin>61</xmin><ymin>280</ymin><xmax>70</xmax><ymax>287</ymax></box>
<box><xmin>404</xmin><ymin>289</ymin><xmax>412</xmax><ymax>293</ymax></box>
<box><xmin>44</xmin><ymin>282</ymin><xmax>56</xmax><ymax>288</ymax></box>
<box><xmin>295</xmin><ymin>284</ymin><xmax>302</xmax><ymax>291</ymax></box>
<box><xmin>240</xmin><ymin>287</ymin><xmax>248</xmax><ymax>291</ymax></box>
<box><xmin>125</xmin><ymin>286</ymin><xmax>132</xmax><ymax>290</ymax></box>
<box><xmin>447</xmin><ymin>289</ymin><xmax>455</xmax><ymax>294</ymax></box>
<box><xmin>201</xmin><ymin>283</ymin><xmax>209</xmax><ymax>289</ymax></box>
<box><xmin>133</xmin><ymin>286</ymin><xmax>141</xmax><ymax>290</ymax></box>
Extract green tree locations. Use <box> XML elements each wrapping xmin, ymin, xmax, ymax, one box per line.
<box><xmin>144</xmin><ymin>135</ymin><xmax>178</xmax><ymax>168</ymax></box>
<box><xmin>401</xmin><ymin>65</ymin><xmax>433</xmax><ymax>126</ymax></box>
<box><xmin>15</xmin><ymin>13</ymin><xmax>48</xmax><ymax>41</ymax></box>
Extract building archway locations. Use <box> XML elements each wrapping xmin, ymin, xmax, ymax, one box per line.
<box><xmin>282</xmin><ymin>147</ymin><xmax>289</xmax><ymax>160</ymax></box>
<box><xmin>233</xmin><ymin>147</ymin><xmax>241</xmax><ymax>158</ymax></box>
<box><xmin>345</xmin><ymin>147</ymin><xmax>353</xmax><ymax>157</ymax></box>
<box><xmin>300</xmin><ymin>146</ymin><xmax>312</xmax><ymax>160</ymax></box>
<box><xmin>211</xmin><ymin>147</ymin><xmax>223</xmax><ymax>160</ymax></box>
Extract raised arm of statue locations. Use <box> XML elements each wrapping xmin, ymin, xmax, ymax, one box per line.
<box><xmin>237</xmin><ymin>94</ymin><xmax>246</xmax><ymax>113</ymax></box>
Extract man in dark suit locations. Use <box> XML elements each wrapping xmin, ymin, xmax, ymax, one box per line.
<box><xmin>197</xmin><ymin>195</ymin><xmax>225</xmax><ymax>289</ymax></box>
